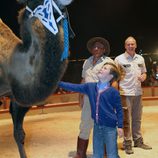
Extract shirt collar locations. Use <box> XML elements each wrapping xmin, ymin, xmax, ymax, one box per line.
<box><xmin>97</xmin><ymin>81</ymin><xmax>110</xmax><ymax>90</ymax></box>
<box><xmin>124</xmin><ymin>51</ymin><xmax>138</xmax><ymax>60</ymax></box>
<box><xmin>90</xmin><ymin>55</ymin><xmax>106</xmax><ymax>63</ymax></box>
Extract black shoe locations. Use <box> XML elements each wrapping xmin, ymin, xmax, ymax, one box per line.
<box><xmin>125</xmin><ymin>145</ymin><xmax>134</xmax><ymax>154</ymax></box>
<box><xmin>124</xmin><ymin>140</ymin><xmax>134</xmax><ymax>154</ymax></box>
<box><xmin>134</xmin><ymin>137</ymin><xmax>152</xmax><ymax>150</ymax></box>
<box><xmin>134</xmin><ymin>143</ymin><xmax>152</xmax><ymax>150</ymax></box>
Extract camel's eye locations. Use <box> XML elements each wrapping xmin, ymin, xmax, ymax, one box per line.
<box><xmin>29</xmin><ymin>55</ymin><xmax>35</xmax><ymax>65</ymax></box>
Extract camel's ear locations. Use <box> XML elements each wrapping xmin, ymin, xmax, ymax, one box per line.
<box><xmin>56</xmin><ymin>0</ymin><xmax>74</xmax><ymax>6</ymax></box>
<box><xmin>16</xmin><ymin>0</ymin><xmax>27</xmax><ymax>4</ymax></box>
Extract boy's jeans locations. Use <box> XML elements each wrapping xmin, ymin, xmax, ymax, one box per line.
<box><xmin>93</xmin><ymin>123</ymin><xmax>119</xmax><ymax>158</ymax></box>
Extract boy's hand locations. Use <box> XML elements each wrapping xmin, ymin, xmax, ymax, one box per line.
<box><xmin>117</xmin><ymin>128</ymin><xmax>124</xmax><ymax>138</ymax></box>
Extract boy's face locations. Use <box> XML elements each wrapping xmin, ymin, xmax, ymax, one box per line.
<box><xmin>97</xmin><ymin>64</ymin><xmax>113</xmax><ymax>81</ymax></box>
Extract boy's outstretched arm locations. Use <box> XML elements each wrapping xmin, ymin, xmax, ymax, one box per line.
<box><xmin>58</xmin><ymin>81</ymin><xmax>87</xmax><ymax>94</ymax></box>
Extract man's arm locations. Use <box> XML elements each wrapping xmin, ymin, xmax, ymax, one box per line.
<box><xmin>138</xmin><ymin>72</ymin><xmax>147</xmax><ymax>82</ymax></box>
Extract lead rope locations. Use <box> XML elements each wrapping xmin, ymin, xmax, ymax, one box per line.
<box><xmin>61</xmin><ymin>18</ymin><xmax>69</xmax><ymax>61</ymax></box>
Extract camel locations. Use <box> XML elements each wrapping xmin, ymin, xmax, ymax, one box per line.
<box><xmin>0</xmin><ymin>0</ymin><xmax>74</xmax><ymax>157</ymax></box>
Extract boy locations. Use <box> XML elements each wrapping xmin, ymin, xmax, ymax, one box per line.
<box><xmin>59</xmin><ymin>63</ymin><xmax>123</xmax><ymax>158</ymax></box>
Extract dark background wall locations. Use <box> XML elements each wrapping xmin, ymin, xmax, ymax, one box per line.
<box><xmin>0</xmin><ymin>0</ymin><xmax>158</xmax><ymax>84</ymax></box>
<box><xmin>67</xmin><ymin>0</ymin><xmax>158</xmax><ymax>59</ymax></box>
<box><xmin>1</xmin><ymin>0</ymin><xmax>158</xmax><ymax>59</ymax></box>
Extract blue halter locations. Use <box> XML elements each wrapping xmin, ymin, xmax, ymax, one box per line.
<box><xmin>26</xmin><ymin>0</ymin><xmax>69</xmax><ymax>61</ymax></box>
<box><xmin>61</xmin><ymin>18</ymin><xmax>69</xmax><ymax>61</ymax></box>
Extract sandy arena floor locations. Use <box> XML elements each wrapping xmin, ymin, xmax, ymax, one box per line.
<box><xmin>0</xmin><ymin>105</ymin><xmax>158</xmax><ymax>158</ymax></box>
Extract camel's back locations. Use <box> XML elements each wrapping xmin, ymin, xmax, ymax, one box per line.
<box><xmin>0</xmin><ymin>19</ymin><xmax>21</xmax><ymax>97</ymax></box>
<box><xmin>0</xmin><ymin>19</ymin><xmax>21</xmax><ymax>64</ymax></box>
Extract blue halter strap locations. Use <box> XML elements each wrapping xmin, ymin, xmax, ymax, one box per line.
<box><xmin>60</xmin><ymin>18</ymin><xmax>69</xmax><ymax>61</ymax></box>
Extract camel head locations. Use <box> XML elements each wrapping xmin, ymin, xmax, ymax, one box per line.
<box><xmin>0</xmin><ymin>0</ymin><xmax>74</xmax><ymax>106</ymax></box>
<box><xmin>16</xmin><ymin>0</ymin><xmax>74</xmax><ymax>7</ymax></box>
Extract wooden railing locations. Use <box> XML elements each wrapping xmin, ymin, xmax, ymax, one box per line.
<box><xmin>0</xmin><ymin>92</ymin><xmax>79</xmax><ymax>114</ymax></box>
<box><xmin>1</xmin><ymin>86</ymin><xmax>158</xmax><ymax>114</ymax></box>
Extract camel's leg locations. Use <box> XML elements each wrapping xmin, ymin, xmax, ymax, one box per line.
<box><xmin>9</xmin><ymin>100</ymin><xmax>30</xmax><ymax>158</ymax></box>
